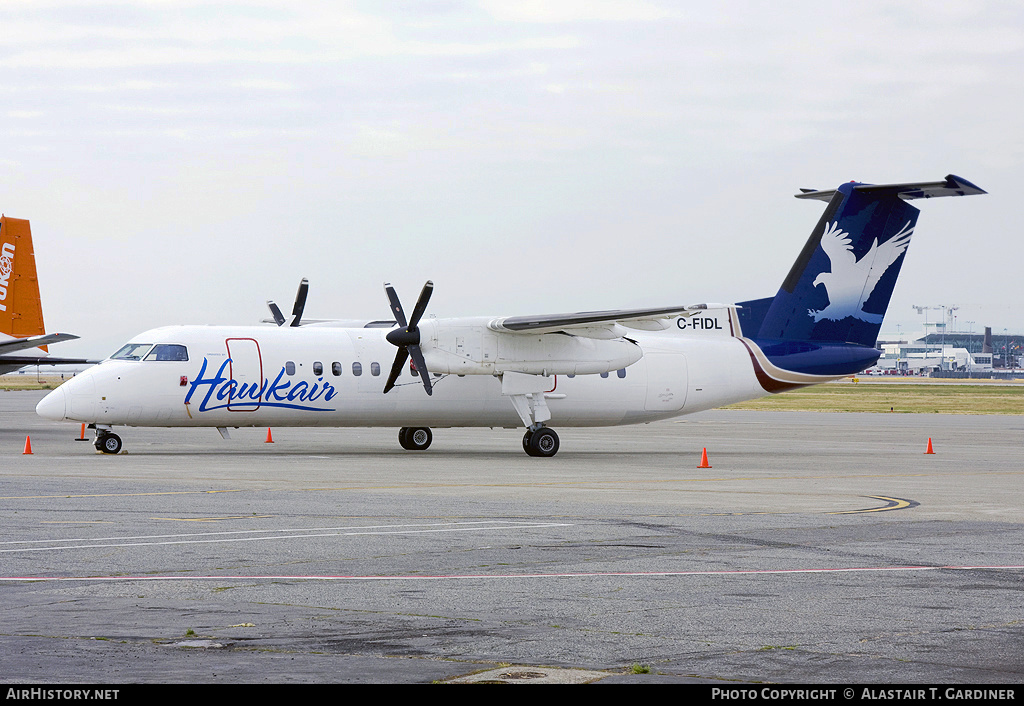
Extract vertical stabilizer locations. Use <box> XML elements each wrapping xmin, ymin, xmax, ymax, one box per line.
<box><xmin>755</xmin><ymin>175</ymin><xmax>985</xmax><ymax>348</ymax></box>
<box><xmin>0</xmin><ymin>216</ymin><xmax>47</xmax><ymax>343</ymax></box>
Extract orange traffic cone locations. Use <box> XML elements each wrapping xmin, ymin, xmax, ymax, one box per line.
<box><xmin>265</xmin><ymin>428</ymin><xmax>274</xmax><ymax>443</ymax></box>
<box><xmin>23</xmin><ymin>436</ymin><xmax>32</xmax><ymax>455</ymax></box>
<box><xmin>925</xmin><ymin>437</ymin><xmax>935</xmax><ymax>454</ymax></box>
<box><xmin>77</xmin><ymin>423</ymin><xmax>86</xmax><ymax>440</ymax></box>
<box><xmin>698</xmin><ymin>447</ymin><xmax>711</xmax><ymax>468</ymax></box>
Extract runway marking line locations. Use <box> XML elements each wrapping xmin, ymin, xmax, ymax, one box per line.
<box><xmin>151</xmin><ymin>515</ymin><xmax>275</xmax><ymax>523</ymax></box>
<box><xmin>3</xmin><ymin>564</ymin><xmax>1024</xmax><ymax>583</ymax></box>
<box><xmin>0</xmin><ymin>520</ymin><xmax>571</xmax><ymax>553</ymax></box>
<box><xmin>832</xmin><ymin>495</ymin><xmax>918</xmax><ymax>514</ymax></box>
<box><xmin>0</xmin><ymin>490</ymin><xmax>246</xmax><ymax>500</ymax></box>
<box><xmin>3</xmin><ymin>469</ymin><xmax>1023</xmax><ymax>500</ymax></box>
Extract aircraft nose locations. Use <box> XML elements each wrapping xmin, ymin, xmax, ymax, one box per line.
<box><xmin>36</xmin><ymin>386</ymin><xmax>67</xmax><ymax>421</ymax></box>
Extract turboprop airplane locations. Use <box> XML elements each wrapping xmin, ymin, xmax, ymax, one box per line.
<box><xmin>0</xmin><ymin>216</ymin><xmax>94</xmax><ymax>374</ymax></box>
<box><xmin>35</xmin><ymin>175</ymin><xmax>986</xmax><ymax>456</ymax></box>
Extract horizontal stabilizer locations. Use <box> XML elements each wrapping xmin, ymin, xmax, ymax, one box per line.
<box><xmin>0</xmin><ymin>332</ymin><xmax>80</xmax><ymax>355</ymax></box>
<box><xmin>796</xmin><ymin>174</ymin><xmax>986</xmax><ymax>202</ymax></box>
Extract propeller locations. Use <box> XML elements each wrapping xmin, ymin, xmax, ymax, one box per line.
<box><xmin>383</xmin><ymin>280</ymin><xmax>434</xmax><ymax>395</ymax></box>
<box><xmin>267</xmin><ymin>278</ymin><xmax>309</xmax><ymax>327</ymax></box>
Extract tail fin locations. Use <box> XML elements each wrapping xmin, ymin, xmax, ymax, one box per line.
<box><xmin>0</xmin><ymin>216</ymin><xmax>46</xmax><ymax>342</ymax></box>
<box><xmin>743</xmin><ymin>174</ymin><xmax>985</xmax><ymax>348</ymax></box>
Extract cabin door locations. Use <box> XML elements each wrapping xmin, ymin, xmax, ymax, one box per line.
<box><xmin>225</xmin><ymin>337</ymin><xmax>264</xmax><ymax>411</ymax></box>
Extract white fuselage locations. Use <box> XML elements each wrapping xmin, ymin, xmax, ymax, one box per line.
<box><xmin>37</xmin><ymin>309</ymin><xmax>772</xmax><ymax>430</ymax></box>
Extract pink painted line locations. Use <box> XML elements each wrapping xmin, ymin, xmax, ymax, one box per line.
<box><xmin>2</xmin><ymin>564</ymin><xmax>1024</xmax><ymax>582</ymax></box>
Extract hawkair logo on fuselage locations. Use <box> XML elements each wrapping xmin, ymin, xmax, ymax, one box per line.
<box><xmin>184</xmin><ymin>358</ymin><xmax>338</xmax><ymax>412</ymax></box>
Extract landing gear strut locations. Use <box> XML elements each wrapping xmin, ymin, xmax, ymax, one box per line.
<box><xmin>399</xmin><ymin>426</ymin><xmax>432</xmax><ymax>451</ymax></box>
<box><xmin>523</xmin><ymin>426</ymin><xmax>559</xmax><ymax>457</ymax></box>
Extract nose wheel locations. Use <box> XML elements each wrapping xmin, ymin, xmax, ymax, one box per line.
<box><xmin>95</xmin><ymin>432</ymin><xmax>122</xmax><ymax>455</ymax></box>
<box><xmin>523</xmin><ymin>426</ymin><xmax>559</xmax><ymax>457</ymax></box>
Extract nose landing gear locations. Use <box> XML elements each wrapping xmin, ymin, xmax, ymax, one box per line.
<box><xmin>95</xmin><ymin>431</ymin><xmax>122</xmax><ymax>455</ymax></box>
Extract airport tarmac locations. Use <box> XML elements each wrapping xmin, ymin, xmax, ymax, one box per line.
<box><xmin>2</xmin><ymin>390</ymin><xmax>1023</xmax><ymax>684</ymax></box>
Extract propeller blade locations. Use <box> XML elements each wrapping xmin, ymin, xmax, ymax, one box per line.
<box><xmin>383</xmin><ymin>347</ymin><xmax>410</xmax><ymax>394</ymax></box>
<box><xmin>407</xmin><ymin>280</ymin><xmax>433</xmax><ymax>329</ymax></box>
<box><xmin>408</xmin><ymin>344</ymin><xmax>433</xmax><ymax>396</ymax></box>
<box><xmin>382</xmin><ymin>280</ymin><xmax>435</xmax><ymax>396</ymax></box>
<box><xmin>267</xmin><ymin>301</ymin><xmax>286</xmax><ymax>327</ymax></box>
<box><xmin>290</xmin><ymin>278</ymin><xmax>309</xmax><ymax>327</ymax></box>
<box><xmin>384</xmin><ymin>283</ymin><xmax>408</xmax><ymax>329</ymax></box>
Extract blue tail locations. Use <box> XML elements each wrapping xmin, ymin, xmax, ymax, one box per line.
<box><xmin>737</xmin><ymin>174</ymin><xmax>985</xmax><ymax>379</ymax></box>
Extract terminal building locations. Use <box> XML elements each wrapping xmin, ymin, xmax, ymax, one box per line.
<box><xmin>872</xmin><ymin>326</ymin><xmax>1020</xmax><ymax>377</ymax></box>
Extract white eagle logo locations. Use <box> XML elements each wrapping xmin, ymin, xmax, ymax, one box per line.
<box><xmin>807</xmin><ymin>221</ymin><xmax>914</xmax><ymax>324</ymax></box>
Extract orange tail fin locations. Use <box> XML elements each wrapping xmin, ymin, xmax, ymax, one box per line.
<box><xmin>0</xmin><ymin>216</ymin><xmax>47</xmax><ymax>346</ymax></box>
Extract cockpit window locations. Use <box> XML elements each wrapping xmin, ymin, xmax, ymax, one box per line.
<box><xmin>110</xmin><ymin>343</ymin><xmax>153</xmax><ymax>360</ymax></box>
<box><xmin>144</xmin><ymin>344</ymin><xmax>189</xmax><ymax>362</ymax></box>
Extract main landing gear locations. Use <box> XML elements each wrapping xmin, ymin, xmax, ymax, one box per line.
<box><xmin>500</xmin><ymin>372</ymin><xmax>561</xmax><ymax>457</ymax></box>
<box><xmin>398</xmin><ymin>426</ymin><xmax>432</xmax><ymax>451</ymax></box>
<box><xmin>522</xmin><ymin>426</ymin><xmax>559</xmax><ymax>457</ymax></box>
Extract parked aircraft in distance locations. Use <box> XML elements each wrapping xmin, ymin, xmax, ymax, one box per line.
<box><xmin>36</xmin><ymin>175</ymin><xmax>986</xmax><ymax>456</ymax></box>
<box><xmin>0</xmin><ymin>216</ymin><xmax>94</xmax><ymax>375</ymax></box>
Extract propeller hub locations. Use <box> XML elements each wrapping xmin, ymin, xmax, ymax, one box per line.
<box><xmin>386</xmin><ymin>327</ymin><xmax>420</xmax><ymax>347</ymax></box>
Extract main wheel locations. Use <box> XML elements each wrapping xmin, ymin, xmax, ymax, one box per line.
<box><xmin>522</xmin><ymin>429</ymin><xmax>534</xmax><ymax>453</ymax></box>
<box><xmin>399</xmin><ymin>426</ymin><xmax>432</xmax><ymax>451</ymax></box>
<box><xmin>525</xmin><ymin>427</ymin><xmax>559</xmax><ymax>457</ymax></box>
<box><xmin>96</xmin><ymin>433</ymin><xmax>122</xmax><ymax>455</ymax></box>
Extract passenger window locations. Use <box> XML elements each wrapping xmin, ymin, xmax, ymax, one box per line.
<box><xmin>313</xmin><ymin>361</ymin><xmax>323</xmax><ymax>376</ymax></box>
<box><xmin>352</xmin><ymin>362</ymin><xmax>362</xmax><ymax>376</ymax></box>
<box><xmin>144</xmin><ymin>344</ymin><xmax>189</xmax><ymax>362</ymax></box>
<box><xmin>286</xmin><ymin>361</ymin><xmax>296</xmax><ymax>375</ymax></box>
<box><xmin>370</xmin><ymin>362</ymin><xmax>381</xmax><ymax>376</ymax></box>
<box><xmin>617</xmin><ymin>368</ymin><xmax>626</xmax><ymax>378</ymax></box>
<box><xmin>332</xmin><ymin>362</ymin><xmax>342</xmax><ymax>376</ymax></box>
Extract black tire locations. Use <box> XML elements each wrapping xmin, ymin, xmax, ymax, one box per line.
<box><xmin>526</xmin><ymin>427</ymin><xmax>559</xmax><ymax>457</ymax></box>
<box><xmin>400</xmin><ymin>426</ymin><xmax>432</xmax><ymax>451</ymax></box>
<box><xmin>96</xmin><ymin>433</ymin><xmax>122</xmax><ymax>455</ymax></box>
<box><xmin>522</xmin><ymin>429</ymin><xmax>534</xmax><ymax>453</ymax></box>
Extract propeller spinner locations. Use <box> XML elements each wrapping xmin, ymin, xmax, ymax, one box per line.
<box><xmin>383</xmin><ymin>280</ymin><xmax>434</xmax><ymax>395</ymax></box>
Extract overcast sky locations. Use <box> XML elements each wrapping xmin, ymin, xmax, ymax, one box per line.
<box><xmin>2</xmin><ymin>0</ymin><xmax>1020</xmax><ymax>358</ymax></box>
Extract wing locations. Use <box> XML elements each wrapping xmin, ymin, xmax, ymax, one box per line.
<box><xmin>488</xmin><ymin>304</ymin><xmax>716</xmax><ymax>338</ymax></box>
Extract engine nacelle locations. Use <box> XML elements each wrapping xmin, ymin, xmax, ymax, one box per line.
<box><xmin>420</xmin><ymin>318</ymin><xmax>642</xmax><ymax>376</ymax></box>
